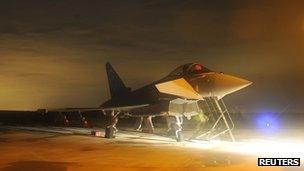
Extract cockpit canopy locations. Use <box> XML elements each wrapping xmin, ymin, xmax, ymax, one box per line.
<box><xmin>169</xmin><ymin>63</ymin><xmax>212</xmax><ymax>77</ymax></box>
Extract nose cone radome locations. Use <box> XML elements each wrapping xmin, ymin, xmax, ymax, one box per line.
<box><xmin>192</xmin><ymin>73</ymin><xmax>252</xmax><ymax>98</ymax></box>
<box><xmin>214</xmin><ymin>73</ymin><xmax>252</xmax><ymax>97</ymax></box>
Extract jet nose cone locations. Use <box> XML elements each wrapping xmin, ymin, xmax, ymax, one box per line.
<box><xmin>223</xmin><ymin>74</ymin><xmax>252</xmax><ymax>89</ymax></box>
<box><xmin>213</xmin><ymin>73</ymin><xmax>252</xmax><ymax>97</ymax></box>
<box><xmin>189</xmin><ymin>72</ymin><xmax>252</xmax><ymax>98</ymax></box>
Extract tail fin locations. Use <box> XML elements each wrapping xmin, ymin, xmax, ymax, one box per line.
<box><xmin>106</xmin><ymin>62</ymin><xmax>129</xmax><ymax>98</ymax></box>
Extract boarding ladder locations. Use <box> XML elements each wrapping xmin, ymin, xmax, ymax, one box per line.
<box><xmin>191</xmin><ymin>97</ymin><xmax>235</xmax><ymax>142</ymax></box>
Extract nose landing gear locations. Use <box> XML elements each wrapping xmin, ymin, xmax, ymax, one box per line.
<box><xmin>167</xmin><ymin>116</ymin><xmax>185</xmax><ymax>142</ymax></box>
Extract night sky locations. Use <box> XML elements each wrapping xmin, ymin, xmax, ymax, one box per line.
<box><xmin>0</xmin><ymin>0</ymin><xmax>303</xmax><ymax>113</ymax></box>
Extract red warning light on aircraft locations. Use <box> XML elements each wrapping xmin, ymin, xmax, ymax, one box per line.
<box><xmin>194</xmin><ymin>64</ymin><xmax>202</xmax><ymax>71</ymax></box>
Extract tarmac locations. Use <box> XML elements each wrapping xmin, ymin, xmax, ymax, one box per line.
<box><xmin>0</xmin><ymin>126</ymin><xmax>303</xmax><ymax>171</ymax></box>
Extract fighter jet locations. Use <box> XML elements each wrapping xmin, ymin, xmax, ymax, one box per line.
<box><xmin>45</xmin><ymin>62</ymin><xmax>252</xmax><ymax>142</ymax></box>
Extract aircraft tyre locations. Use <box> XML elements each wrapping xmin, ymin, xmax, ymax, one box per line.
<box><xmin>105</xmin><ymin>126</ymin><xmax>115</xmax><ymax>138</ymax></box>
<box><xmin>176</xmin><ymin>131</ymin><xmax>185</xmax><ymax>142</ymax></box>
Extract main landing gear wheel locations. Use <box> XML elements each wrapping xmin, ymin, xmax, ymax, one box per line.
<box><xmin>104</xmin><ymin>110</ymin><xmax>119</xmax><ymax>139</ymax></box>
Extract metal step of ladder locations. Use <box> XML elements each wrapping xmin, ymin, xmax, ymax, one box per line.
<box><xmin>191</xmin><ymin>97</ymin><xmax>235</xmax><ymax>142</ymax></box>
